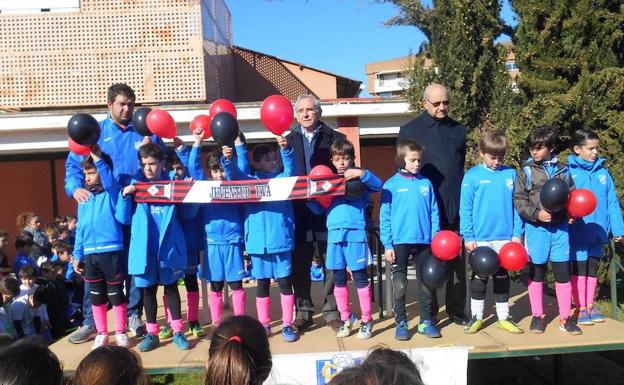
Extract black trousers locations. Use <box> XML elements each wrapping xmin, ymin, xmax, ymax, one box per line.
<box><xmin>393</xmin><ymin>244</ymin><xmax>437</xmax><ymax>323</ymax></box>
<box><xmin>291</xmin><ymin>240</ymin><xmax>339</xmax><ymax>322</ymax></box>
<box><xmin>435</xmin><ymin>222</ymin><xmax>467</xmax><ymax>320</ymax></box>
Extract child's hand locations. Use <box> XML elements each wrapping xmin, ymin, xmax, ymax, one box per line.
<box><xmin>384</xmin><ymin>249</ymin><xmax>396</xmax><ymax>263</ymax></box>
<box><xmin>537</xmin><ymin>210</ymin><xmax>552</xmax><ymax>222</ymax></box>
<box><xmin>72</xmin><ymin>258</ymin><xmax>82</xmax><ymax>276</ymax></box>
<box><xmin>122</xmin><ymin>185</ymin><xmax>137</xmax><ymax>197</ymax></box>
<box><xmin>90</xmin><ymin>144</ymin><xmax>102</xmax><ymax>160</ymax></box>
<box><xmin>173</xmin><ymin>136</ymin><xmax>184</xmax><ymax>150</ymax></box>
<box><xmin>222</xmin><ymin>145</ymin><xmax>233</xmax><ymax>160</ymax></box>
<box><xmin>568</xmin><ymin>217</ymin><xmax>576</xmax><ymax>225</ymax></box>
<box><xmin>73</xmin><ymin>188</ymin><xmax>92</xmax><ymax>203</ymax></box>
<box><xmin>511</xmin><ymin>237</ymin><xmax>522</xmax><ymax>244</ymax></box>
<box><xmin>614</xmin><ymin>237</ymin><xmax>623</xmax><ymax>243</ymax></box>
<box><xmin>343</xmin><ymin>168</ymin><xmax>364</xmax><ymax>180</ymax></box>
<box><xmin>276</xmin><ymin>135</ymin><xmax>288</xmax><ymax>150</ymax></box>
<box><xmin>141</xmin><ymin>136</ymin><xmax>152</xmax><ymax>146</ymax></box>
<box><xmin>465</xmin><ymin>241</ymin><xmax>477</xmax><ymax>252</ymax></box>
<box><xmin>192</xmin><ymin>129</ymin><xmax>204</xmax><ymax>146</ymax></box>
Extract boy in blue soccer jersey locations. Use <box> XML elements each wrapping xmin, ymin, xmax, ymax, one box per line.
<box><xmin>221</xmin><ymin>136</ymin><xmax>299</xmax><ymax>342</ymax></box>
<box><xmin>309</xmin><ymin>139</ymin><xmax>382</xmax><ymax>340</ymax></box>
<box><xmin>380</xmin><ymin>139</ymin><xmax>440</xmax><ymax>340</ymax></box>
<box><xmin>460</xmin><ymin>132</ymin><xmax>524</xmax><ymax>334</ymax></box>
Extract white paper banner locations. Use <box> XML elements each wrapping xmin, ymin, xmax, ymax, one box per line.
<box><xmin>265</xmin><ymin>346</ymin><xmax>469</xmax><ymax>385</ymax></box>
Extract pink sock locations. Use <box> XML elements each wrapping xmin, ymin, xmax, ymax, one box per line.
<box><xmin>555</xmin><ymin>282</ymin><xmax>572</xmax><ymax>320</ymax></box>
<box><xmin>587</xmin><ymin>276</ymin><xmax>598</xmax><ymax>308</ymax></box>
<box><xmin>256</xmin><ymin>296</ymin><xmax>271</xmax><ymax>327</ymax></box>
<box><xmin>209</xmin><ymin>291</ymin><xmax>223</xmax><ymax>326</ymax></box>
<box><xmin>570</xmin><ymin>275</ymin><xmax>580</xmax><ymax>308</ymax></box>
<box><xmin>146</xmin><ymin>322</ymin><xmax>160</xmax><ymax>335</ymax></box>
<box><xmin>112</xmin><ymin>303</ymin><xmax>127</xmax><ymax>334</ymax></box>
<box><xmin>171</xmin><ymin>319</ymin><xmax>184</xmax><ymax>334</ymax></box>
<box><xmin>163</xmin><ymin>295</ymin><xmax>172</xmax><ymax>324</ymax></box>
<box><xmin>334</xmin><ymin>286</ymin><xmax>351</xmax><ymax>321</ymax></box>
<box><xmin>527</xmin><ymin>280</ymin><xmax>544</xmax><ymax>317</ymax></box>
<box><xmin>280</xmin><ymin>294</ymin><xmax>295</xmax><ymax>326</ymax></box>
<box><xmin>231</xmin><ymin>288</ymin><xmax>246</xmax><ymax>316</ymax></box>
<box><xmin>92</xmin><ymin>303</ymin><xmax>108</xmax><ymax>335</ymax></box>
<box><xmin>187</xmin><ymin>291</ymin><xmax>200</xmax><ymax>323</ymax></box>
<box><xmin>357</xmin><ymin>285</ymin><xmax>372</xmax><ymax>323</ymax></box>
<box><xmin>574</xmin><ymin>275</ymin><xmax>587</xmax><ymax>308</ymax></box>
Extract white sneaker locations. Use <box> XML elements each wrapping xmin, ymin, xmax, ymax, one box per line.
<box><xmin>116</xmin><ymin>333</ymin><xmax>130</xmax><ymax>348</ymax></box>
<box><xmin>92</xmin><ymin>334</ymin><xmax>109</xmax><ymax>350</ymax></box>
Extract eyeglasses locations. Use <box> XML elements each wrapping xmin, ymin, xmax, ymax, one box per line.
<box><xmin>426</xmin><ymin>99</ymin><xmax>449</xmax><ymax>107</ymax></box>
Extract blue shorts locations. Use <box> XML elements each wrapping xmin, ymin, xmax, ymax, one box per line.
<box><xmin>185</xmin><ymin>251</ymin><xmax>200</xmax><ymax>274</ymax></box>
<box><xmin>201</xmin><ymin>243</ymin><xmax>245</xmax><ymax>282</ymax></box>
<box><xmin>326</xmin><ymin>241</ymin><xmax>371</xmax><ymax>271</ymax></box>
<box><xmin>570</xmin><ymin>243</ymin><xmax>605</xmax><ymax>262</ymax></box>
<box><xmin>133</xmin><ymin>259</ymin><xmax>184</xmax><ymax>288</ymax></box>
<box><xmin>250</xmin><ymin>252</ymin><xmax>291</xmax><ymax>280</ymax></box>
<box><xmin>525</xmin><ymin>222</ymin><xmax>570</xmax><ymax>264</ymax></box>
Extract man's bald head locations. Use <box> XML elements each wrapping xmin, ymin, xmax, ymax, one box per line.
<box><xmin>422</xmin><ymin>83</ymin><xmax>449</xmax><ymax>120</ymax></box>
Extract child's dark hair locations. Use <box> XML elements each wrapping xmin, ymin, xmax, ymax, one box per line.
<box><xmin>14</xmin><ymin>235</ymin><xmax>33</xmax><ymax>250</ymax></box>
<box><xmin>396</xmin><ymin>140</ymin><xmax>424</xmax><ymax>169</ymax></box>
<box><xmin>479</xmin><ymin>131</ymin><xmax>508</xmax><ymax>157</ymax></box>
<box><xmin>139</xmin><ymin>142</ymin><xmax>165</xmax><ymax>161</ymax></box>
<box><xmin>330</xmin><ymin>139</ymin><xmax>356</xmax><ymax>159</ymax></box>
<box><xmin>81</xmin><ymin>153</ymin><xmax>113</xmax><ymax>171</ymax></box>
<box><xmin>252</xmin><ymin>144</ymin><xmax>276</xmax><ymax>162</ymax></box>
<box><xmin>52</xmin><ymin>241</ymin><xmax>70</xmax><ymax>256</ymax></box>
<box><xmin>72</xmin><ymin>345</ymin><xmax>149</xmax><ymax>385</ymax></box>
<box><xmin>31</xmin><ymin>285</ymin><xmax>46</xmax><ymax>306</ymax></box>
<box><xmin>66</xmin><ymin>215</ymin><xmax>76</xmax><ymax>222</ymax></box>
<box><xmin>207</xmin><ymin>149</ymin><xmax>224</xmax><ymax>171</ymax></box>
<box><xmin>44</xmin><ymin>223</ymin><xmax>60</xmax><ymax>236</ymax></box>
<box><xmin>107</xmin><ymin>83</ymin><xmax>135</xmax><ymax>103</ymax></box>
<box><xmin>526</xmin><ymin>125</ymin><xmax>557</xmax><ymax>150</ymax></box>
<box><xmin>206</xmin><ymin>315</ymin><xmax>272</xmax><ymax>385</ymax></box>
<box><xmin>0</xmin><ymin>343</ymin><xmax>63</xmax><ymax>385</ymax></box>
<box><xmin>39</xmin><ymin>261</ymin><xmax>58</xmax><ymax>277</ymax></box>
<box><xmin>0</xmin><ymin>276</ymin><xmax>19</xmax><ymax>298</ymax></box>
<box><xmin>169</xmin><ymin>153</ymin><xmax>184</xmax><ymax>167</ymax></box>
<box><xmin>571</xmin><ymin>129</ymin><xmax>599</xmax><ymax>148</ymax></box>
<box><xmin>18</xmin><ymin>264</ymin><xmax>37</xmax><ymax>280</ymax></box>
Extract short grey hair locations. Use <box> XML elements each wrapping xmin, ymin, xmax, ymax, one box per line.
<box><xmin>422</xmin><ymin>83</ymin><xmax>447</xmax><ymax>101</ymax></box>
<box><xmin>295</xmin><ymin>94</ymin><xmax>322</xmax><ymax>113</ymax></box>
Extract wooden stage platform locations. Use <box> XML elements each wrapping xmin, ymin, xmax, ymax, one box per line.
<box><xmin>51</xmin><ymin>279</ymin><xmax>624</xmax><ymax>374</ymax></box>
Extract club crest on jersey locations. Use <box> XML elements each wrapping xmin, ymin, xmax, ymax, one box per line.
<box><xmin>420</xmin><ymin>185</ymin><xmax>429</xmax><ymax>196</ymax></box>
<box><xmin>134</xmin><ymin>141</ymin><xmax>143</xmax><ymax>150</ymax></box>
<box><xmin>506</xmin><ymin>178</ymin><xmax>514</xmax><ymax>190</ymax></box>
<box><xmin>599</xmin><ymin>174</ymin><xmax>607</xmax><ymax>185</ymax></box>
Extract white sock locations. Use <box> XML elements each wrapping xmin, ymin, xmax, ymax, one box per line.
<box><xmin>496</xmin><ymin>302</ymin><xmax>509</xmax><ymax>320</ymax></box>
<box><xmin>471</xmin><ymin>299</ymin><xmax>485</xmax><ymax>320</ymax></box>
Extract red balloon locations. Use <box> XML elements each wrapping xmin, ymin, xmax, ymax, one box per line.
<box><xmin>68</xmin><ymin>138</ymin><xmax>91</xmax><ymax>156</ymax></box>
<box><xmin>146</xmin><ymin>109</ymin><xmax>177</xmax><ymax>139</ymax></box>
<box><xmin>310</xmin><ymin>165</ymin><xmax>335</xmax><ymax>209</ymax></box>
<box><xmin>190</xmin><ymin>114</ymin><xmax>212</xmax><ymax>139</ymax></box>
<box><xmin>260</xmin><ymin>95</ymin><xmax>294</xmax><ymax>135</ymax></box>
<box><xmin>566</xmin><ymin>188</ymin><xmax>598</xmax><ymax>218</ymax></box>
<box><xmin>209</xmin><ymin>99</ymin><xmax>237</xmax><ymax>118</ymax></box>
<box><xmin>498</xmin><ymin>242</ymin><xmax>528</xmax><ymax>272</ymax></box>
<box><xmin>431</xmin><ymin>230</ymin><xmax>461</xmax><ymax>261</ymax></box>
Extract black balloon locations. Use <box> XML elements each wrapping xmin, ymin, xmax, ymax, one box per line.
<box><xmin>345</xmin><ymin>173</ymin><xmax>366</xmax><ymax>201</ymax></box>
<box><xmin>210</xmin><ymin>112</ymin><xmax>239</xmax><ymax>147</ymax></box>
<box><xmin>469</xmin><ymin>246</ymin><xmax>500</xmax><ymax>277</ymax></box>
<box><xmin>419</xmin><ymin>255</ymin><xmax>447</xmax><ymax>290</ymax></box>
<box><xmin>67</xmin><ymin>113</ymin><xmax>100</xmax><ymax>145</ymax></box>
<box><xmin>540</xmin><ymin>178</ymin><xmax>569</xmax><ymax>212</ymax></box>
<box><xmin>132</xmin><ymin>107</ymin><xmax>152</xmax><ymax>136</ymax></box>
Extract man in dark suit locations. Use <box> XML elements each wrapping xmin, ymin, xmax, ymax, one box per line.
<box><xmin>286</xmin><ymin>95</ymin><xmax>345</xmax><ymax>332</ymax></box>
<box><xmin>397</xmin><ymin>83</ymin><xmax>469</xmax><ymax>326</ymax></box>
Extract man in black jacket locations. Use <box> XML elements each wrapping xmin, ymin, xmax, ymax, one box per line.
<box><xmin>397</xmin><ymin>83</ymin><xmax>469</xmax><ymax>326</ymax></box>
<box><xmin>286</xmin><ymin>95</ymin><xmax>344</xmax><ymax>332</ymax></box>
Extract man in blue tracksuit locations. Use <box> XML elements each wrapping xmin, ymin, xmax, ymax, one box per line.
<box><xmin>221</xmin><ymin>136</ymin><xmax>300</xmax><ymax>342</ymax></box>
<box><xmin>64</xmin><ymin>83</ymin><xmax>164</xmax><ymax>343</ymax></box>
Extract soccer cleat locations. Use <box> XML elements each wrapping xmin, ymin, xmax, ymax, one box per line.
<box><xmin>138</xmin><ymin>333</ymin><xmax>160</xmax><ymax>352</ymax></box>
<box><xmin>158</xmin><ymin>324</ymin><xmax>173</xmax><ymax>339</ymax></box>
<box><xmin>496</xmin><ymin>317</ymin><xmax>524</xmax><ymax>334</ymax></box>
<box><xmin>115</xmin><ymin>333</ymin><xmax>130</xmax><ymax>348</ymax></box>
<box><xmin>91</xmin><ymin>334</ymin><xmax>109</xmax><ymax>350</ymax></box>
<box><xmin>395</xmin><ymin>320</ymin><xmax>409</xmax><ymax>341</ymax></box>
<box><xmin>189</xmin><ymin>322</ymin><xmax>205</xmax><ymax>338</ymax></box>
<box><xmin>282</xmin><ymin>325</ymin><xmax>298</xmax><ymax>342</ymax></box>
<box><xmin>357</xmin><ymin>320</ymin><xmax>373</xmax><ymax>340</ymax></box>
<box><xmin>417</xmin><ymin>319</ymin><xmax>441</xmax><ymax>338</ymax></box>
<box><xmin>588</xmin><ymin>307</ymin><xmax>605</xmax><ymax>323</ymax></box>
<box><xmin>559</xmin><ymin>318</ymin><xmax>582</xmax><ymax>335</ymax></box>
<box><xmin>336</xmin><ymin>315</ymin><xmax>358</xmax><ymax>338</ymax></box>
<box><xmin>529</xmin><ymin>316</ymin><xmax>546</xmax><ymax>334</ymax></box>
<box><xmin>577</xmin><ymin>309</ymin><xmax>594</xmax><ymax>325</ymax></box>
<box><xmin>464</xmin><ymin>316</ymin><xmax>483</xmax><ymax>334</ymax></box>
<box><xmin>172</xmin><ymin>332</ymin><xmax>190</xmax><ymax>350</ymax></box>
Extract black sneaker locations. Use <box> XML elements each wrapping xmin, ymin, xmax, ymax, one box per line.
<box><xmin>529</xmin><ymin>316</ymin><xmax>546</xmax><ymax>334</ymax></box>
<box><xmin>559</xmin><ymin>318</ymin><xmax>582</xmax><ymax>335</ymax></box>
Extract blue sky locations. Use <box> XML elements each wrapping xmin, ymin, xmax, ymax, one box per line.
<box><xmin>228</xmin><ymin>0</ymin><xmax>516</xmax><ymax>96</ymax></box>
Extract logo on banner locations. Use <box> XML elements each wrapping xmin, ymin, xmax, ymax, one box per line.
<box><xmin>315</xmin><ymin>353</ymin><xmax>363</xmax><ymax>384</ymax></box>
